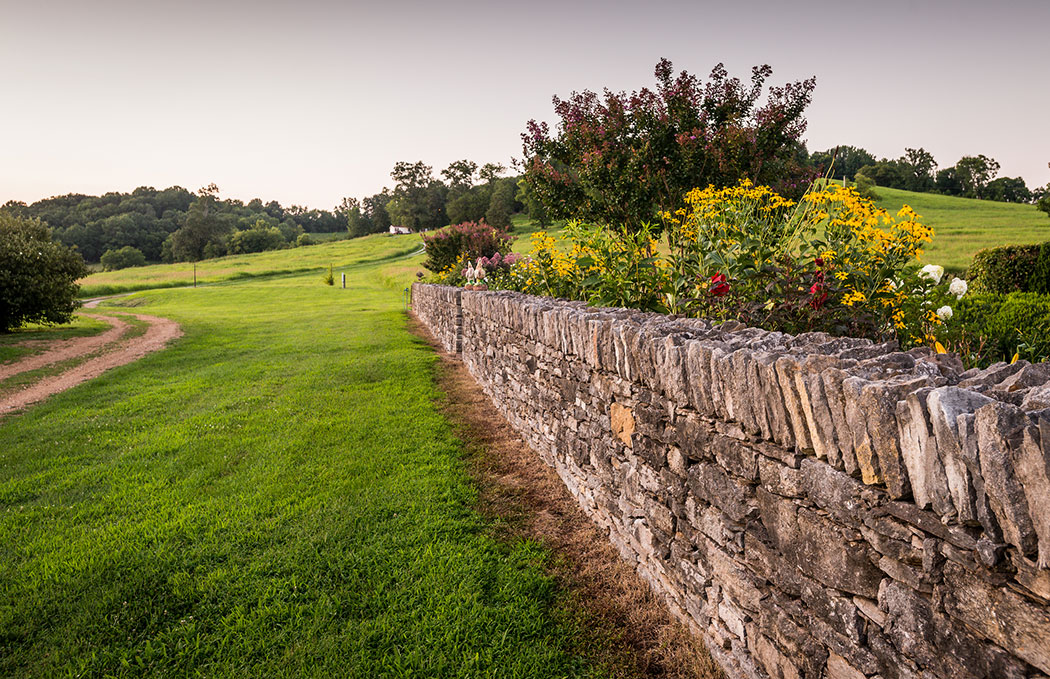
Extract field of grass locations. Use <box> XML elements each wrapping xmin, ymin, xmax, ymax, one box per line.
<box><xmin>872</xmin><ymin>187</ymin><xmax>1050</xmax><ymax>273</ymax></box>
<box><xmin>79</xmin><ymin>233</ymin><xmax>423</xmax><ymax>297</ymax></box>
<box><xmin>0</xmin><ymin>239</ymin><xmax>623</xmax><ymax>677</ymax></box>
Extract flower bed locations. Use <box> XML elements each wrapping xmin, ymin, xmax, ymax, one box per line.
<box><xmin>426</xmin><ymin>181</ymin><xmax>1046</xmax><ymax>367</ymax></box>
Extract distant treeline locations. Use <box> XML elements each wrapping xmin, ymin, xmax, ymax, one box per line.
<box><xmin>342</xmin><ymin>160</ymin><xmax>543</xmax><ymax>239</ymax></box>
<box><xmin>0</xmin><ymin>159</ymin><xmax>543</xmax><ymax>267</ymax></box>
<box><xmin>809</xmin><ymin>145</ymin><xmax>1046</xmax><ymax>204</ymax></box>
<box><xmin>1</xmin><ymin>186</ymin><xmax>346</xmax><ymax>265</ymax></box>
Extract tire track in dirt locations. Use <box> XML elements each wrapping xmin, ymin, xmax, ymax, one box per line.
<box><xmin>0</xmin><ymin>313</ymin><xmax>182</xmax><ymax>417</ymax></box>
<box><xmin>0</xmin><ymin>314</ymin><xmax>131</xmax><ymax>381</ymax></box>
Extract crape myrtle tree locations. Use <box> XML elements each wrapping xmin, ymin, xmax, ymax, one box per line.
<box><xmin>521</xmin><ymin>58</ymin><xmax>817</xmax><ymax>231</ymax></box>
<box><xmin>0</xmin><ymin>214</ymin><xmax>88</xmax><ymax>332</ymax></box>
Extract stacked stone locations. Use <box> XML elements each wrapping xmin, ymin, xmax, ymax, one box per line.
<box><xmin>411</xmin><ymin>283</ymin><xmax>1050</xmax><ymax>679</ymax></box>
<box><xmin>410</xmin><ymin>283</ymin><xmax>462</xmax><ymax>353</ymax></box>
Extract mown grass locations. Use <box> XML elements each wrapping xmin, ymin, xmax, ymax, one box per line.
<box><xmin>0</xmin><ymin>241</ymin><xmax>616</xmax><ymax>677</ymax></box>
<box><xmin>872</xmin><ymin>187</ymin><xmax>1050</xmax><ymax>273</ymax></box>
<box><xmin>0</xmin><ymin>315</ymin><xmax>112</xmax><ymax>364</ymax></box>
<box><xmin>79</xmin><ymin>234</ymin><xmax>422</xmax><ymax>297</ymax></box>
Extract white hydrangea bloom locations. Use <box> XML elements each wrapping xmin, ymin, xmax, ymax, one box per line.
<box><xmin>936</xmin><ymin>305</ymin><xmax>953</xmax><ymax>321</ymax></box>
<box><xmin>949</xmin><ymin>278</ymin><xmax>968</xmax><ymax>299</ymax></box>
<box><xmin>919</xmin><ymin>264</ymin><xmax>945</xmax><ymax>285</ymax></box>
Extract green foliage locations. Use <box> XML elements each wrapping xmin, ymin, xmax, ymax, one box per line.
<box><xmin>170</xmin><ymin>185</ymin><xmax>235</xmax><ymax>262</ymax></box>
<box><xmin>810</xmin><ymin>145</ymin><xmax>876</xmax><ymax>181</ymax></box>
<box><xmin>968</xmin><ymin>244</ymin><xmax>1041</xmax><ymax>293</ymax></box>
<box><xmin>323</xmin><ymin>264</ymin><xmax>334</xmax><ymax>286</ymax></box>
<box><xmin>99</xmin><ymin>245</ymin><xmax>147</xmax><ymax>271</ymax></box>
<box><xmin>0</xmin><ymin>186</ymin><xmax>346</xmax><ymax>264</ymax></box>
<box><xmin>0</xmin><ymin>214</ymin><xmax>89</xmax><ymax>332</ymax></box>
<box><xmin>522</xmin><ymin>58</ymin><xmax>817</xmax><ymax>231</ymax></box>
<box><xmin>1032</xmin><ymin>243</ymin><xmax>1050</xmax><ymax>295</ymax></box>
<box><xmin>516</xmin><ymin>178</ymin><xmax>550</xmax><ymax>226</ymax></box>
<box><xmin>420</xmin><ymin>222</ymin><xmax>513</xmax><ymax>274</ymax></box>
<box><xmin>985</xmin><ymin>176</ymin><xmax>1033</xmax><ymax>203</ymax></box>
<box><xmin>954</xmin><ymin>154</ymin><xmax>1001</xmax><ymax>199</ymax></box>
<box><xmin>296</xmin><ymin>232</ymin><xmax>314</xmax><ymax>247</ymax></box>
<box><xmin>853</xmin><ymin>172</ymin><xmax>880</xmax><ymax>200</ymax></box>
<box><xmin>228</xmin><ymin>220</ymin><xmax>287</xmax><ymax>255</ymax></box>
<box><xmin>952</xmin><ymin>292</ymin><xmax>1050</xmax><ymax>365</ymax></box>
<box><xmin>485</xmin><ymin>178</ymin><xmax>516</xmax><ymax>229</ymax></box>
<box><xmin>1038</xmin><ymin>192</ymin><xmax>1050</xmax><ymax>219</ymax></box>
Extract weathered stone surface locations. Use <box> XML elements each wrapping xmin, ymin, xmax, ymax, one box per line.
<box><xmin>1016</xmin><ymin>419</ymin><xmax>1050</xmax><ymax>567</ymax></box>
<box><xmin>842</xmin><ymin>376</ymin><xmax>881</xmax><ymax>484</ymax></box>
<box><xmin>975</xmin><ymin>401</ymin><xmax>1038</xmax><ymax>556</ymax></box>
<box><xmin>610</xmin><ymin>402</ymin><xmax>635</xmax><ymax>448</ymax></box>
<box><xmin>826</xmin><ymin>651</ymin><xmax>866</xmax><ymax>679</ymax></box>
<box><xmin>926</xmin><ymin>387</ymin><xmax>995</xmax><ymax>523</ymax></box>
<box><xmin>413</xmin><ymin>285</ymin><xmax>1050</xmax><ymax>679</ymax></box>
<box><xmin>940</xmin><ymin>562</ymin><xmax>1050</xmax><ymax>673</ymax></box>
<box><xmin>896</xmin><ymin>388</ymin><xmax>952</xmax><ymax>513</ymax></box>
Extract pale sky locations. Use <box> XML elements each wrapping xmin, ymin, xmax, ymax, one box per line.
<box><xmin>2</xmin><ymin>0</ymin><xmax>1048</xmax><ymax>210</ymax></box>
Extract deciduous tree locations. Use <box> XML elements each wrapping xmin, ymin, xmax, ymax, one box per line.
<box><xmin>0</xmin><ymin>214</ymin><xmax>88</xmax><ymax>332</ymax></box>
<box><xmin>522</xmin><ymin>58</ymin><xmax>817</xmax><ymax>230</ymax></box>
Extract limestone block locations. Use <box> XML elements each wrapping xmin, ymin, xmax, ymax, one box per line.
<box><xmin>775</xmin><ymin>356</ymin><xmax>813</xmax><ymax>453</ymax></box>
<box><xmin>864</xmin><ymin>376</ymin><xmax>930</xmax><ymax>499</ymax></box>
<box><xmin>826</xmin><ymin>651</ymin><xmax>866</xmax><ymax>679</ymax></box>
<box><xmin>610</xmin><ymin>402</ymin><xmax>635</xmax><ymax>448</ymax></box>
<box><xmin>688</xmin><ymin>461</ymin><xmax>757</xmax><ymax>524</ymax></box>
<box><xmin>896</xmin><ymin>388</ymin><xmax>952</xmax><ymax>513</ymax></box>
<box><xmin>939</xmin><ymin>562</ymin><xmax>1050</xmax><ymax>674</ymax></box>
<box><xmin>975</xmin><ymin>401</ymin><xmax>1038</xmax><ymax>556</ymax></box>
<box><xmin>842</xmin><ymin>376</ymin><xmax>880</xmax><ymax>483</ymax></box>
<box><xmin>1015</xmin><ymin>419</ymin><xmax>1050</xmax><ymax>568</ymax></box>
<box><xmin>926</xmin><ymin>388</ymin><xmax>993</xmax><ymax>524</ymax></box>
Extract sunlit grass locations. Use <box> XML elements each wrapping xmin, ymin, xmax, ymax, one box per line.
<box><xmin>1</xmin><ymin>237</ymin><xmax>610</xmax><ymax>678</ymax></box>
<box><xmin>79</xmin><ymin>233</ymin><xmax>423</xmax><ymax>297</ymax></box>
<box><xmin>871</xmin><ymin>187</ymin><xmax>1049</xmax><ymax>273</ymax></box>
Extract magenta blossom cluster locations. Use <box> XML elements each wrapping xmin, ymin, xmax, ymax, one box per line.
<box><xmin>476</xmin><ymin>251</ymin><xmax>521</xmax><ymax>273</ymax></box>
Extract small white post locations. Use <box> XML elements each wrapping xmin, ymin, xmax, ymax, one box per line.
<box><xmin>341</xmin><ymin>273</ymin><xmax>346</xmax><ymax>289</ymax></box>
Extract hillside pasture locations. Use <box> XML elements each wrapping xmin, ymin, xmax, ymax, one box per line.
<box><xmin>872</xmin><ymin>187</ymin><xmax>1049</xmax><ymax>272</ymax></box>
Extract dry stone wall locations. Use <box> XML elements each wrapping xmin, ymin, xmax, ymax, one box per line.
<box><xmin>412</xmin><ymin>283</ymin><xmax>1050</xmax><ymax>679</ymax></box>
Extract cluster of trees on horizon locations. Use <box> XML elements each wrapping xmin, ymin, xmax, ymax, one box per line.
<box><xmin>1</xmin><ymin>186</ymin><xmax>346</xmax><ymax>266</ymax></box>
<box><xmin>808</xmin><ymin>145</ymin><xmax>1047</xmax><ymax>204</ymax></box>
<box><xmin>341</xmin><ymin>159</ymin><xmax>546</xmax><ymax>240</ymax></box>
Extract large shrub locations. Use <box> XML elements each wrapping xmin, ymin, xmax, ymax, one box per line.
<box><xmin>0</xmin><ymin>214</ymin><xmax>89</xmax><ymax>332</ymax></box>
<box><xmin>969</xmin><ymin>243</ymin><xmax>1044</xmax><ymax>293</ymax></box>
<box><xmin>229</xmin><ymin>223</ymin><xmax>286</xmax><ymax>254</ymax></box>
<box><xmin>100</xmin><ymin>245</ymin><xmax>146</xmax><ymax>271</ymax></box>
<box><xmin>521</xmin><ymin>58</ymin><xmax>817</xmax><ymax>231</ymax></box>
<box><xmin>420</xmin><ymin>222</ymin><xmax>512</xmax><ymax>274</ymax></box>
<box><xmin>951</xmin><ymin>292</ymin><xmax>1050</xmax><ymax>365</ymax></box>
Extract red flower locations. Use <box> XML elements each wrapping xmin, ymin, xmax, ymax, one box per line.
<box><xmin>710</xmin><ymin>273</ymin><xmax>730</xmax><ymax>297</ymax></box>
<box><xmin>809</xmin><ymin>281</ymin><xmax>828</xmax><ymax>309</ymax></box>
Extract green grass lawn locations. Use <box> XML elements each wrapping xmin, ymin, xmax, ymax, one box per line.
<box><xmin>0</xmin><ymin>243</ymin><xmax>613</xmax><ymax>678</ymax></box>
<box><xmin>79</xmin><ymin>233</ymin><xmax>423</xmax><ymax>297</ymax></box>
<box><xmin>871</xmin><ymin>187</ymin><xmax>1050</xmax><ymax>273</ymax></box>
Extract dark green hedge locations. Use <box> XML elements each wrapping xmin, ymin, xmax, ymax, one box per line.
<box><xmin>968</xmin><ymin>244</ymin><xmax>1041</xmax><ymax>293</ymax></box>
<box><xmin>954</xmin><ymin>292</ymin><xmax>1050</xmax><ymax>365</ymax></box>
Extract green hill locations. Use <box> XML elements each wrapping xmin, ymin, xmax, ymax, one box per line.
<box><xmin>871</xmin><ymin>187</ymin><xmax>1049</xmax><ymax>273</ymax></box>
